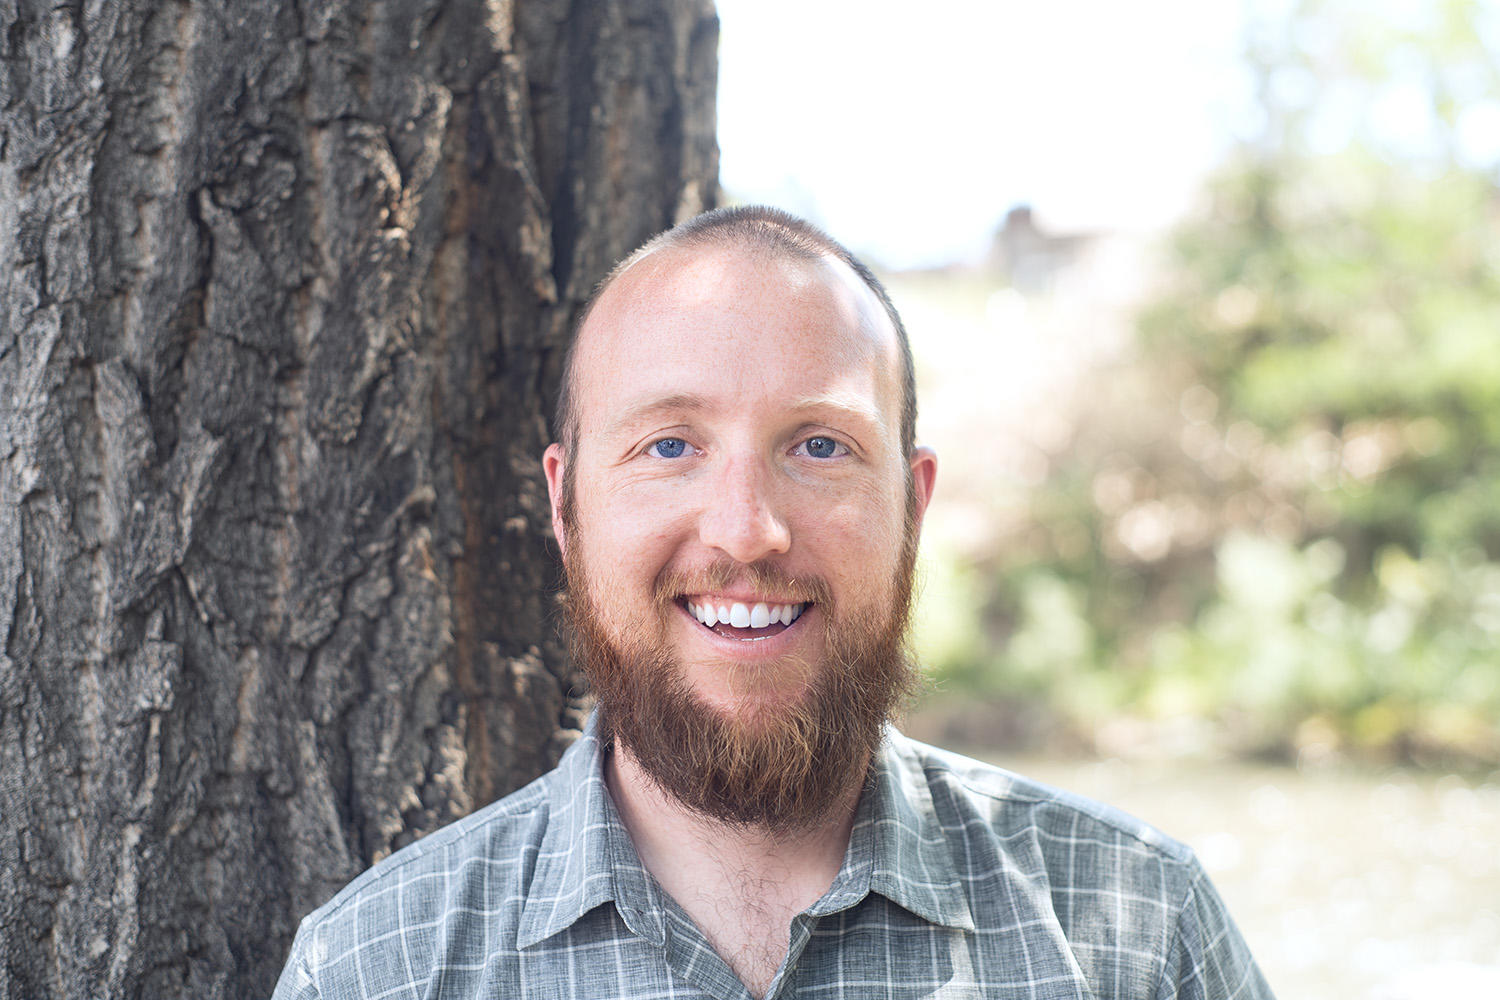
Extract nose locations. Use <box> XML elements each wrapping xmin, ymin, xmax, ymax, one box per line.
<box><xmin>697</xmin><ymin>455</ymin><xmax>791</xmax><ymax>563</ymax></box>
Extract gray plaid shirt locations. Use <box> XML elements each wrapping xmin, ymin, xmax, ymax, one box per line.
<box><xmin>273</xmin><ymin>714</ymin><xmax>1274</xmax><ymax>999</ymax></box>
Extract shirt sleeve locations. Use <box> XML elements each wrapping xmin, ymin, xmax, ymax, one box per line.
<box><xmin>1155</xmin><ymin>860</ymin><xmax>1276</xmax><ymax>1000</ymax></box>
<box><xmin>269</xmin><ymin>924</ymin><xmax>320</xmax><ymax>1000</ymax></box>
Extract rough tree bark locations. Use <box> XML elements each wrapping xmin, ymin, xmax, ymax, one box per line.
<box><xmin>0</xmin><ymin>0</ymin><xmax>717</xmax><ymax>996</ymax></box>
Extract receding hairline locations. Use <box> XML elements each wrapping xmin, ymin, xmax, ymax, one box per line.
<box><xmin>554</xmin><ymin>205</ymin><xmax>918</xmax><ymax>460</ymax></box>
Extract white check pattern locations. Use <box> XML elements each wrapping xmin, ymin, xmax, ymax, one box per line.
<box><xmin>273</xmin><ymin>714</ymin><xmax>1274</xmax><ymax>999</ymax></box>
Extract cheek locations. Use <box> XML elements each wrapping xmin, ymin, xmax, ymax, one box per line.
<box><xmin>579</xmin><ymin>482</ymin><xmax>697</xmax><ymax>564</ymax></box>
<box><xmin>796</xmin><ymin>481</ymin><xmax>907</xmax><ymax>573</ymax></box>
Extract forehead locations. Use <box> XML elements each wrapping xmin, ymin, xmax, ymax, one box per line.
<box><xmin>569</xmin><ymin>244</ymin><xmax>902</xmax><ymax>435</ymax></box>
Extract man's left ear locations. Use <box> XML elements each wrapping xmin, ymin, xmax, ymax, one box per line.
<box><xmin>909</xmin><ymin>445</ymin><xmax>938</xmax><ymax>530</ymax></box>
<box><xmin>542</xmin><ymin>442</ymin><xmax>568</xmax><ymax>558</ymax></box>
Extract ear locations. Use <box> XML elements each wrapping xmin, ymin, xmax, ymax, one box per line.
<box><xmin>543</xmin><ymin>442</ymin><xmax>568</xmax><ymax>558</ymax></box>
<box><xmin>908</xmin><ymin>445</ymin><xmax>938</xmax><ymax>534</ymax></box>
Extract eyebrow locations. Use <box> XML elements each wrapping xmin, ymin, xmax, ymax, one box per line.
<box><xmin>605</xmin><ymin>393</ymin><xmax>714</xmax><ymax>436</ymax></box>
<box><xmin>783</xmin><ymin>391</ymin><xmax>884</xmax><ymax>428</ymax></box>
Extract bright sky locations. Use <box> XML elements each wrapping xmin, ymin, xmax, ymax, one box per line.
<box><xmin>715</xmin><ymin>0</ymin><xmax>1255</xmax><ymax>269</ymax></box>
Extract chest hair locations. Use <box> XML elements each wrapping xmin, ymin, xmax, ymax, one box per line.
<box><xmin>678</xmin><ymin>865</ymin><xmax>810</xmax><ymax>999</ymax></box>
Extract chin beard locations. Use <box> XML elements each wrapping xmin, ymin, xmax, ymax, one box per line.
<box><xmin>563</xmin><ymin>553</ymin><xmax>918</xmax><ymax>836</ymax></box>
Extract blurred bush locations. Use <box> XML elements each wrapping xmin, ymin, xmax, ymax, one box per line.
<box><xmin>924</xmin><ymin>0</ymin><xmax>1500</xmax><ymax>766</ymax></box>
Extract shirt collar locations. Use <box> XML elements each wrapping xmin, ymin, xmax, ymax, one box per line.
<box><xmin>515</xmin><ymin>714</ymin><xmax>975</xmax><ymax>948</ymax></box>
<box><xmin>810</xmin><ymin>727</ymin><xmax>976</xmax><ymax>931</ymax></box>
<box><xmin>516</xmin><ymin>713</ymin><xmax>669</xmax><ymax>949</ymax></box>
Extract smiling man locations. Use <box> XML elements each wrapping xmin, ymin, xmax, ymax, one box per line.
<box><xmin>273</xmin><ymin>207</ymin><xmax>1275</xmax><ymax>1000</ymax></box>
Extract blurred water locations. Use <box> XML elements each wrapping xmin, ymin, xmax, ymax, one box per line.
<box><xmin>989</xmin><ymin>754</ymin><xmax>1500</xmax><ymax>999</ymax></box>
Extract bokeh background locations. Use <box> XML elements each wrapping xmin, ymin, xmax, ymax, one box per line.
<box><xmin>717</xmin><ymin>0</ymin><xmax>1500</xmax><ymax>995</ymax></box>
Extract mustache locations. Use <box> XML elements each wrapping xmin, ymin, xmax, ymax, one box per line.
<box><xmin>653</xmin><ymin>558</ymin><xmax>834</xmax><ymax>609</ymax></box>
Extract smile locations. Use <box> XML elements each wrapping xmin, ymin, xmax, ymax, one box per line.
<box><xmin>683</xmin><ymin>596</ymin><xmax>807</xmax><ymax>639</ymax></box>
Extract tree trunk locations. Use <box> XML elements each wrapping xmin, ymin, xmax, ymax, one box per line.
<box><xmin>0</xmin><ymin>1</ymin><xmax>717</xmax><ymax>996</ymax></box>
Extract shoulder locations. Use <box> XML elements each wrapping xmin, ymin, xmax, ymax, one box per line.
<box><xmin>275</xmin><ymin>770</ymin><xmax>558</xmax><ymax>998</ymax></box>
<box><xmin>877</xmin><ymin>734</ymin><xmax>1278</xmax><ymax>996</ymax></box>
<box><xmin>319</xmin><ymin>770</ymin><xmax>554</xmax><ymax>918</ymax></box>
<box><xmin>890</xmin><ymin>731</ymin><xmax>1197</xmax><ymax>864</ymax></box>
<box><xmin>882</xmin><ymin>730</ymin><xmax>1206</xmax><ymax>920</ymax></box>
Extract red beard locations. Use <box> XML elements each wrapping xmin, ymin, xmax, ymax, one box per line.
<box><xmin>563</xmin><ymin>549</ymin><xmax>919</xmax><ymax>835</ymax></box>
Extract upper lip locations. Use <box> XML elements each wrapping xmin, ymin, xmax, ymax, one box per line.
<box><xmin>682</xmin><ymin>591</ymin><xmax>809</xmax><ymax>605</ymax></box>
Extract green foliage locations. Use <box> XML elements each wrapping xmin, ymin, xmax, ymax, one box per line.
<box><xmin>933</xmin><ymin>0</ymin><xmax>1500</xmax><ymax>765</ymax></box>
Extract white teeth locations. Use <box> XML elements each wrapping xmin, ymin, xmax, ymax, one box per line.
<box><xmin>686</xmin><ymin>599</ymin><xmax>807</xmax><ymax>630</ymax></box>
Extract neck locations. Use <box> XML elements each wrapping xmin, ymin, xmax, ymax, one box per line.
<box><xmin>605</xmin><ymin>741</ymin><xmax>867</xmax><ymax>998</ymax></box>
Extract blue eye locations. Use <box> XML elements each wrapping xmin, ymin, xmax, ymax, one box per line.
<box><xmin>649</xmin><ymin>438</ymin><xmax>688</xmax><ymax>458</ymax></box>
<box><xmin>803</xmin><ymin>436</ymin><xmax>841</xmax><ymax>458</ymax></box>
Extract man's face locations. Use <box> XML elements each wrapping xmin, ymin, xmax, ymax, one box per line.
<box><xmin>544</xmin><ymin>244</ymin><xmax>936</xmax><ymax>827</ymax></box>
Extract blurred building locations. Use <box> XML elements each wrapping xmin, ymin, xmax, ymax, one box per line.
<box><xmin>989</xmin><ymin>205</ymin><xmax>1096</xmax><ymax>295</ymax></box>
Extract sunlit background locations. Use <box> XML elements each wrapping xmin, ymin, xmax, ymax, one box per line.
<box><xmin>717</xmin><ymin>0</ymin><xmax>1500</xmax><ymax>995</ymax></box>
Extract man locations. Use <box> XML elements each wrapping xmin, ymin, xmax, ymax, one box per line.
<box><xmin>273</xmin><ymin>206</ymin><xmax>1275</xmax><ymax>999</ymax></box>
